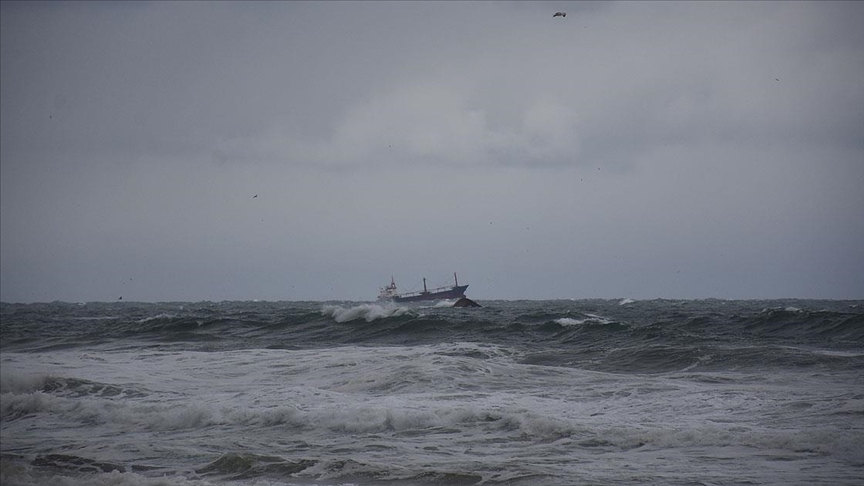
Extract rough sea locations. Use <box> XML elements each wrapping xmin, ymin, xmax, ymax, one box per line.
<box><xmin>1</xmin><ymin>299</ymin><xmax>862</xmax><ymax>486</ymax></box>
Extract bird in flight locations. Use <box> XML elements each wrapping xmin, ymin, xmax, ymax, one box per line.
<box><xmin>553</xmin><ymin>12</ymin><xmax>566</xmax><ymax>18</ymax></box>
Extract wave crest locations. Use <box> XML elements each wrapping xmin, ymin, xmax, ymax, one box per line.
<box><xmin>321</xmin><ymin>304</ymin><xmax>414</xmax><ymax>323</ymax></box>
<box><xmin>554</xmin><ymin>313</ymin><xmax>615</xmax><ymax>327</ymax></box>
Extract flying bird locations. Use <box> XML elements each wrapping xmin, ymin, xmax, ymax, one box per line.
<box><xmin>553</xmin><ymin>12</ymin><xmax>566</xmax><ymax>18</ymax></box>
<box><xmin>253</xmin><ymin>194</ymin><xmax>258</xmax><ymax>199</ymax></box>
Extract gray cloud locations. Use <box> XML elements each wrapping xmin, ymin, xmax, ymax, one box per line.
<box><xmin>2</xmin><ymin>1</ymin><xmax>862</xmax><ymax>301</ymax></box>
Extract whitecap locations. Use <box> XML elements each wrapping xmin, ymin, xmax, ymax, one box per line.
<box><xmin>555</xmin><ymin>317</ymin><xmax>587</xmax><ymax>326</ymax></box>
<box><xmin>135</xmin><ymin>313</ymin><xmax>177</xmax><ymax>324</ymax></box>
<box><xmin>321</xmin><ymin>303</ymin><xmax>413</xmax><ymax>323</ymax></box>
<box><xmin>555</xmin><ymin>314</ymin><xmax>614</xmax><ymax>326</ymax></box>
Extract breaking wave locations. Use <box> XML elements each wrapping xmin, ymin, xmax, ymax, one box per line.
<box><xmin>554</xmin><ymin>313</ymin><xmax>615</xmax><ymax>327</ymax></box>
<box><xmin>320</xmin><ymin>303</ymin><xmax>414</xmax><ymax>323</ymax></box>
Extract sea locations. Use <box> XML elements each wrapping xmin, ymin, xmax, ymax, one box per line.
<box><xmin>1</xmin><ymin>299</ymin><xmax>862</xmax><ymax>486</ymax></box>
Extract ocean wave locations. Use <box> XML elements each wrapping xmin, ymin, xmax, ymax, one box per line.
<box><xmin>135</xmin><ymin>313</ymin><xmax>179</xmax><ymax>324</ymax></box>
<box><xmin>320</xmin><ymin>303</ymin><xmax>414</xmax><ymax>323</ymax></box>
<box><xmin>0</xmin><ymin>371</ymin><xmax>55</xmax><ymax>394</ymax></box>
<box><xmin>2</xmin><ymin>383</ymin><xmax>575</xmax><ymax>442</ymax></box>
<box><xmin>0</xmin><ymin>463</ymin><xmax>217</xmax><ymax>486</ymax></box>
<box><xmin>5</xmin><ymin>300</ymin><xmax>862</xmax><ymax>355</ymax></box>
<box><xmin>196</xmin><ymin>452</ymin><xmax>314</xmax><ymax>480</ymax></box>
<box><xmin>1</xmin><ymin>390</ymin><xmax>62</xmax><ymax>420</ymax></box>
<box><xmin>745</xmin><ymin>307</ymin><xmax>864</xmax><ymax>341</ymax></box>
<box><xmin>554</xmin><ymin>313</ymin><xmax>615</xmax><ymax>327</ymax></box>
<box><xmin>189</xmin><ymin>397</ymin><xmax>864</xmax><ymax>468</ymax></box>
<box><xmin>1</xmin><ymin>386</ymin><xmax>217</xmax><ymax>431</ymax></box>
<box><xmin>554</xmin><ymin>317</ymin><xmax>585</xmax><ymax>326</ymax></box>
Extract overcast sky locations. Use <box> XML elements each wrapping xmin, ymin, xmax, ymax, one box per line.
<box><xmin>2</xmin><ymin>1</ymin><xmax>862</xmax><ymax>302</ymax></box>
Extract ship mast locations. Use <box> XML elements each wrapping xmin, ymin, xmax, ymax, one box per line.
<box><xmin>454</xmin><ymin>272</ymin><xmax>458</xmax><ymax>287</ymax></box>
<box><xmin>423</xmin><ymin>278</ymin><xmax>427</xmax><ymax>293</ymax></box>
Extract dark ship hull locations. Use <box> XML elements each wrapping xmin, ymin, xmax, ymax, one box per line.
<box><xmin>391</xmin><ymin>285</ymin><xmax>469</xmax><ymax>302</ymax></box>
<box><xmin>378</xmin><ymin>273</ymin><xmax>469</xmax><ymax>303</ymax></box>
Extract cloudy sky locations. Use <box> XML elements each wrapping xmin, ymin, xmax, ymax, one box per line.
<box><xmin>1</xmin><ymin>1</ymin><xmax>862</xmax><ymax>302</ymax></box>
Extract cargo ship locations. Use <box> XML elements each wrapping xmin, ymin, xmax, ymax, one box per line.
<box><xmin>378</xmin><ymin>273</ymin><xmax>468</xmax><ymax>302</ymax></box>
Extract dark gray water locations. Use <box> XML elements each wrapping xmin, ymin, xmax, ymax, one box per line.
<box><xmin>2</xmin><ymin>299</ymin><xmax>863</xmax><ymax>485</ymax></box>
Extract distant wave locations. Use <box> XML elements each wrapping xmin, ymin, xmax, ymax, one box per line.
<box><xmin>321</xmin><ymin>303</ymin><xmax>414</xmax><ymax>323</ymax></box>
<box><xmin>135</xmin><ymin>313</ymin><xmax>179</xmax><ymax>324</ymax></box>
<box><xmin>554</xmin><ymin>318</ymin><xmax>585</xmax><ymax>326</ymax></box>
<box><xmin>555</xmin><ymin>314</ymin><xmax>615</xmax><ymax>327</ymax></box>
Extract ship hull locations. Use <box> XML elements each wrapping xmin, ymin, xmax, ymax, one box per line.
<box><xmin>388</xmin><ymin>285</ymin><xmax>469</xmax><ymax>303</ymax></box>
